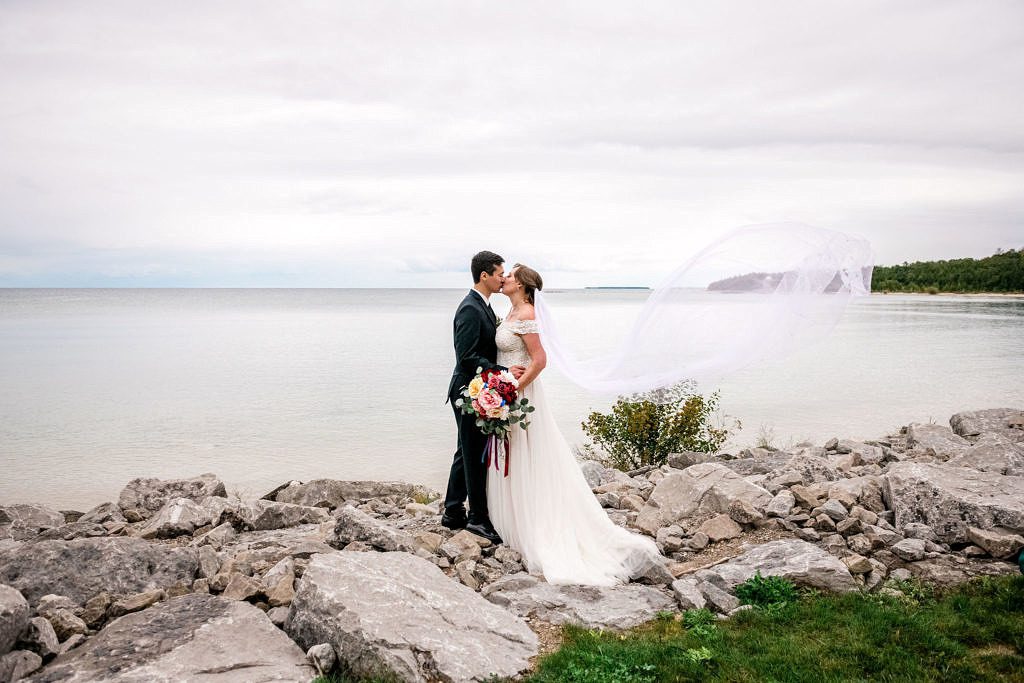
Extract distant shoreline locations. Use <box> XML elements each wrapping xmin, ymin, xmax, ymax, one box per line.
<box><xmin>875</xmin><ymin>291</ymin><xmax>1024</xmax><ymax>298</ymax></box>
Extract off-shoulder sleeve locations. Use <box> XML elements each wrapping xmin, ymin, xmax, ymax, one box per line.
<box><xmin>510</xmin><ymin>319</ymin><xmax>539</xmax><ymax>335</ymax></box>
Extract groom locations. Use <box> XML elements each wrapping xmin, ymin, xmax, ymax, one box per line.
<box><xmin>443</xmin><ymin>251</ymin><xmax>524</xmax><ymax>545</ymax></box>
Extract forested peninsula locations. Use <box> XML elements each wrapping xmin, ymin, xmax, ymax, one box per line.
<box><xmin>872</xmin><ymin>247</ymin><xmax>1024</xmax><ymax>294</ymax></box>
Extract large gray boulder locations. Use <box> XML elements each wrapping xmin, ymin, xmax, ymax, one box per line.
<box><xmin>0</xmin><ymin>538</ymin><xmax>198</xmax><ymax>605</ymax></box>
<box><xmin>905</xmin><ymin>423</ymin><xmax>971</xmax><ymax>460</ymax></box>
<box><xmin>483</xmin><ymin>573</ymin><xmax>674</xmax><ymax>630</ymax></box>
<box><xmin>270</xmin><ymin>479</ymin><xmax>438</xmax><ymax>509</ymax></box>
<box><xmin>137</xmin><ymin>498</ymin><xmax>214</xmax><ymax>539</ymax></box>
<box><xmin>329</xmin><ymin>505</ymin><xmax>416</xmax><ymax>552</ymax></box>
<box><xmin>950</xmin><ymin>408</ymin><xmax>1024</xmax><ymax>444</ymax></box>
<box><xmin>0</xmin><ymin>585</ymin><xmax>30</xmax><ymax>656</ymax></box>
<box><xmin>946</xmin><ymin>434</ymin><xmax>1024</xmax><ymax>477</ymax></box>
<box><xmin>0</xmin><ymin>505</ymin><xmax>66</xmax><ymax>542</ymax></box>
<box><xmin>286</xmin><ymin>551</ymin><xmax>537</xmax><ymax>683</ymax></box>
<box><xmin>227</xmin><ymin>500</ymin><xmax>331</xmax><ymax>532</ymax></box>
<box><xmin>635</xmin><ymin>463</ymin><xmax>772</xmax><ymax>536</ymax></box>
<box><xmin>118</xmin><ymin>474</ymin><xmax>227</xmax><ymax>522</ymax></box>
<box><xmin>883</xmin><ymin>462</ymin><xmax>1024</xmax><ymax>544</ymax></box>
<box><xmin>693</xmin><ymin>539</ymin><xmax>859</xmax><ymax>593</ymax></box>
<box><xmin>23</xmin><ymin>593</ymin><xmax>313</xmax><ymax>682</ymax></box>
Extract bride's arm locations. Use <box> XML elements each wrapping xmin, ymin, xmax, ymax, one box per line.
<box><xmin>515</xmin><ymin>311</ymin><xmax>546</xmax><ymax>391</ymax></box>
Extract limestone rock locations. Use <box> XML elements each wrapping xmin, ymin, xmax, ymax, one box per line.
<box><xmin>16</xmin><ymin>617</ymin><xmax>59</xmax><ymax>662</ymax></box>
<box><xmin>697</xmin><ymin>580</ymin><xmax>739</xmax><ymax>613</ymax></box>
<box><xmin>882</xmin><ymin>462</ymin><xmax>1024</xmax><ymax>544</ymax></box>
<box><xmin>905</xmin><ymin>423</ymin><xmax>971</xmax><ymax>460</ymax></box>
<box><xmin>138</xmin><ymin>498</ymin><xmax>212</xmax><ymax>539</ymax></box>
<box><xmin>728</xmin><ymin>500</ymin><xmax>764</xmax><ymax>524</ymax></box>
<box><xmin>0</xmin><ymin>537</ymin><xmax>198</xmax><ymax>605</ymax></box>
<box><xmin>1</xmin><ymin>650</ymin><xmax>42</xmax><ymax>681</ymax></box>
<box><xmin>967</xmin><ymin>527</ymin><xmax>1024</xmax><ymax>559</ymax></box>
<box><xmin>820</xmin><ymin>499</ymin><xmax>849</xmax><ymax>521</ymax></box>
<box><xmin>698</xmin><ymin>514</ymin><xmax>743</xmax><ymax>543</ymax></box>
<box><xmin>286</xmin><ymin>551</ymin><xmax>537</xmax><ymax>683</ymax></box>
<box><xmin>118</xmin><ymin>473</ymin><xmax>226</xmax><ymax>523</ymax></box>
<box><xmin>695</xmin><ymin>539</ymin><xmax>859</xmax><ymax>593</ymax></box>
<box><xmin>221</xmin><ymin>575</ymin><xmax>262</xmax><ymax>602</ymax></box>
<box><xmin>0</xmin><ymin>584</ymin><xmax>29</xmax><ymax>656</ymax></box>
<box><xmin>827</xmin><ymin>477</ymin><xmax>885</xmax><ymax>513</ymax></box>
<box><xmin>950</xmin><ymin>408</ymin><xmax>1024</xmax><ymax>444</ymax></box>
<box><xmin>329</xmin><ymin>505</ymin><xmax>415</xmax><ymax>552</ymax></box>
<box><xmin>670</xmin><ymin>578</ymin><xmax>706</xmax><ymax>611</ymax></box>
<box><xmin>262</xmin><ymin>558</ymin><xmax>297</xmax><ymax>608</ymax></box>
<box><xmin>891</xmin><ymin>538</ymin><xmax>926</xmax><ymax>562</ymax></box>
<box><xmin>904</xmin><ymin>555</ymin><xmax>1019</xmax><ymax>586</ymax></box>
<box><xmin>667</xmin><ymin>451</ymin><xmax>712</xmax><ymax>470</ymax></box>
<box><xmin>635</xmin><ymin>463</ymin><xmax>771</xmax><ymax>536</ymax></box>
<box><xmin>228</xmin><ymin>500</ymin><xmax>330</xmax><ymax>532</ymax></box>
<box><xmin>842</xmin><ymin>554</ymin><xmax>873</xmax><ymax>574</ymax></box>
<box><xmin>0</xmin><ymin>505</ymin><xmax>65</xmax><ymax>542</ymax></box>
<box><xmin>26</xmin><ymin>593</ymin><xmax>312</xmax><ymax>682</ymax></box>
<box><xmin>76</xmin><ymin>502</ymin><xmax>126</xmax><ymax>526</ymax></box>
<box><xmin>271</xmin><ymin>479</ymin><xmax>438</xmax><ymax>509</ymax></box>
<box><xmin>77</xmin><ymin>593</ymin><xmax>111</xmax><ymax>630</ymax></box>
<box><xmin>484</xmin><ymin>572</ymin><xmax>674</xmax><ymax>630</ymax></box>
<box><xmin>109</xmin><ymin>589</ymin><xmax>165</xmax><ymax>619</ymax></box>
<box><xmin>44</xmin><ymin>609</ymin><xmax>87</xmax><ymax>641</ymax></box>
<box><xmin>765</xmin><ymin>490</ymin><xmax>795</xmax><ymax>518</ymax></box>
<box><xmin>947</xmin><ymin>434</ymin><xmax>1024</xmax><ymax>476</ymax></box>
<box><xmin>306</xmin><ymin>643</ymin><xmax>336</xmax><ymax>677</ymax></box>
<box><xmin>784</xmin><ymin>452</ymin><xmax>843</xmax><ymax>484</ymax></box>
<box><xmin>191</xmin><ymin>521</ymin><xmax>236</xmax><ymax>549</ymax></box>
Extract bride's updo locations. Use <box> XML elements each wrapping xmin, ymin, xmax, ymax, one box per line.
<box><xmin>513</xmin><ymin>264</ymin><xmax>543</xmax><ymax>305</ymax></box>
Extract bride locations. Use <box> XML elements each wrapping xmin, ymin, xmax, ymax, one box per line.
<box><xmin>486</xmin><ymin>264</ymin><xmax>665</xmax><ymax>586</ymax></box>
<box><xmin>481</xmin><ymin>224</ymin><xmax>872</xmax><ymax>586</ymax></box>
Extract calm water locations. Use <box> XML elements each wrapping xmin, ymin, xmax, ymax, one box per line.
<box><xmin>2</xmin><ymin>288</ymin><xmax>1022</xmax><ymax>510</ymax></box>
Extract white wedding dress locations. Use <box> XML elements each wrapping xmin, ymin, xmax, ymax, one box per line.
<box><xmin>486</xmin><ymin>318</ymin><xmax>665</xmax><ymax>586</ymax></box>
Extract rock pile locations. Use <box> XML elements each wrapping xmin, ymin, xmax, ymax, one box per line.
<box><xmin>0</xmin><ymin>407</ymin><xmax>1020</xmax><ymax>681</ymax></box>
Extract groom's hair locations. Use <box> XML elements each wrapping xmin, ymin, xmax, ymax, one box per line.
<box><xmin>471</xmin><ymin>251</ymin><xmax>504</xmax><ymax>283</ymax></box>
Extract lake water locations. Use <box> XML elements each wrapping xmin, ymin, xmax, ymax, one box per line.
<box><xmin>2</xmin><ymin>288</ymin><xmax>1022</xmax><ymax>510</ymax></box>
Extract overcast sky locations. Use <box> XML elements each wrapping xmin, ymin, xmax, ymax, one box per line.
<box><xmin>1</xmin><ymin>1</ymin><xmax>1022</xmax><ymax>287</ymax></box>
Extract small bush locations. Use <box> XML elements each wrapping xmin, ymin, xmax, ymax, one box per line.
<box><xmin>734</xmin><ymin>572</ymin><xmax>798</xmax><ymax>609</ymax></box>
<box><xmin>581</xmin><ymin>381</ymin><xmax>737</xmax><ymax>471</ymax></box>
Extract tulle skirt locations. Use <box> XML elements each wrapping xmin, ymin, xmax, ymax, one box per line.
<box><xmin>486</xmin><ymin>378</ymin><xmax>664</xmax><ymax>586</ymax></box>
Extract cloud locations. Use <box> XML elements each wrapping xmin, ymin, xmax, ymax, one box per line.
<box><xmin>1</xmin><ymin>1</ymin><xmax>1022</xmax><ymax>286</ymax></box>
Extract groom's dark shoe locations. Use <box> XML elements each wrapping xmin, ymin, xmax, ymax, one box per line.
<box><xmin>465</xmin><ymin>520</ymin><xmax>503</xmax><ymax>545</ymax></box>
<box><xmin>441</xmin><ymin>508</ymin><xmax>467</xmax><ymax>530</ymax></box>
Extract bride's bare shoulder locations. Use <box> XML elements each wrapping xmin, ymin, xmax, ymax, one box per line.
<box><xmin>519</xmin><ymin>304</ymin><xmax>536</xmax><ymax>320</ymax></box>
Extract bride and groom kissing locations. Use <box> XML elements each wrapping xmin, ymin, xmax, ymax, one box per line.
<box><xmin>442</xmin><ymin>251</ymin><xmax>664</xmax><ymax>587</ymax></box>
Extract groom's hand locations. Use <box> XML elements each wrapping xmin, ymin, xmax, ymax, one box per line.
<box><xmin>510</xmin><ymin>365</ymin><xmax>526</xmax><ymax>379</ymax></box>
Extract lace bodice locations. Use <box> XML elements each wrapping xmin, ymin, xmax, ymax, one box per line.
<box><xmin>496</xmin><ymin>319</ymin><xmax>538</xmax><ymax>367</ymax></box>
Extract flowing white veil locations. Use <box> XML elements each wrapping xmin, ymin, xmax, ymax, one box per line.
<box><xmin>533</xmin><ymin>222</ymin><xmax>874</xmax><ymax>394</ymax></box>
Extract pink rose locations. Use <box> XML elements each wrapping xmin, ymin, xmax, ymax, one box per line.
<box><xmin>477</xmin><ymin>390</ymin><xmax>503</xmax><ymax>413</ymax></box>
<box><xmin>472</xmin><ymin>399</ymin><xmax>486</xmax><ymax>417</ymax></box>
<box><xmin>487</xmin><ymin>374</ymin><xmax>501</xmax><ymax>388</ymax></box>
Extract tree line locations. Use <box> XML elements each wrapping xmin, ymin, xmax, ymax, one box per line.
<box><xmin>872</xmin><ymin>247</ymin><xmax>1024</xmax><ymax>293</ymax></box>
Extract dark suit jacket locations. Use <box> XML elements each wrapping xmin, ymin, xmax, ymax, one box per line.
<box><xmin>447</xmin><ymin>291</ymin><xmax>504</xmax><ymax>400</ymax></box>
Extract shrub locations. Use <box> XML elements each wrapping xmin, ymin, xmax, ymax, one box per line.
<box><xmin>734</xmin><ymin>572</ymin><xmax>798</xmax><ymax>609</ymax></box>
<box><xmin>581</xmin><ymin>381</ymin><xmax>736</xmax><ymax>471</ymax></box>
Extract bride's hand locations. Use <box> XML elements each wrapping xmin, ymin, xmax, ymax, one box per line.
<box><xmin>509</xmin><ymin>365</ymin><xmax>526</xmax><ymax>379</ymax></box>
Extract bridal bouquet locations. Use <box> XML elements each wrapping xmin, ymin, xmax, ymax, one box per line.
<box><xmin>456</xmin><ymin>367</ymin><xmax>534</xmax><ymax>476</ymax></box>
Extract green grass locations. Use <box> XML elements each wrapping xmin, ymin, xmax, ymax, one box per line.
<box><xmin>527</xmin><ymin>575</ymin><xmax>1024</xmax><ymax>683</ymax></box>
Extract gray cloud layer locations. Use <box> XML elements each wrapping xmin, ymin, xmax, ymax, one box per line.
<box><xmin>1</xmin><ymin>1</ymin><xmax>1022</xmax><ymax>286</ymax></box>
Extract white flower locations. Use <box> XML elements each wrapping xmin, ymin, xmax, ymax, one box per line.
<box><xmin>500</xmin><ymin>370</ymin><xmax>519</xmax><ymax>387</ymax></box>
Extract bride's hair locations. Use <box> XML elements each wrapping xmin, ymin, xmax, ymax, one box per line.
<box><xmin>512</xmin><ymin>264</ymin><xmax>543</xmax><ymax>304</ymax></box>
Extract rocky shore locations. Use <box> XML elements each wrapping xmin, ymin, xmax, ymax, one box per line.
<box><xmin>1</xmin><ymin>407</ymin><xmax>1022</xmax><ymax>682</ymax></box>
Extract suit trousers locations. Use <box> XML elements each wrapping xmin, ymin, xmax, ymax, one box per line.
<box><xmin>444</xmin><ymin>383</ymin><xmax>490</xmax><ymax>524</ymax></box>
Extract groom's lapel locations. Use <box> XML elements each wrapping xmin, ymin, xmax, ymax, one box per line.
<box><xmin>471</xmin><ymin>293</ymin><xmax>497</xmax><ymax>330</ymax></box>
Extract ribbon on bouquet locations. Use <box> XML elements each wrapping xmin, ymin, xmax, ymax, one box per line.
<box><xmin>481</xmin><ymin>434</ymin><xmax>511</xmax><ymax>477</ymax></box>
